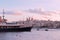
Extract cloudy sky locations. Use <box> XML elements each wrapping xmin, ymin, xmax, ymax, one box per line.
<box><xmin>0</xmin><ymin>0</ymin><xmax>60</xmax><ymax>22</ymax></box>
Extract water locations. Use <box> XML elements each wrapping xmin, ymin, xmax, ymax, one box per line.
<box><xmin>0</xmin><ymin>28</ymin><xmax>60</xmax><ymax>40</ymax></box>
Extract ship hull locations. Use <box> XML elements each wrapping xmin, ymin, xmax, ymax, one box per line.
<box><xmin>0</xmin><ymin>27</ymin><xmax>32</xmax><ymax>32</ymax></box>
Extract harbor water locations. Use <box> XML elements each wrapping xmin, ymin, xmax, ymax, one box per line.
<box><xmin>0</xmin><ymin>28</ymin><xmax>60</xmax><ymax>40</ymax></box>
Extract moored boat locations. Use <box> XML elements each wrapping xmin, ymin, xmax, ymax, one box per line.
<box><xmin>0</xmin><ymin>23</ymin><xmax>32</xmax><ymax>32</ymax></box>
<box><xmin>0</xmin><ymin>9</ymin><xmax>33</xmax><ymax>32</ymax></box>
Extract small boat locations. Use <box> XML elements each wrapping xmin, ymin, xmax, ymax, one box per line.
<box><xmin>45</xmin><ymin>28</ymin><xmax>48</xmax><ymax>31</ymax></box>
<box><xmin>37</xmin><ymin>28</ymin><xmax>39</xmax><ymax>31</ymax></box>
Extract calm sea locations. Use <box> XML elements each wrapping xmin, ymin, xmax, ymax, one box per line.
<box><xmin>0</xmin><ymin>28</ymin><xmax>60</xmax><ymax>40</ymax></box>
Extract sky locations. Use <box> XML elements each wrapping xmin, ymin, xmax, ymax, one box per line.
<box><xmin>0</xmin><ymin>0</ymin><xmax>60</xmax><ymax>11</ymax></box>
<box><xmin>0</xmin><ymin>0</ymin><xmax>60</xmax><ymax>22</ymax></box>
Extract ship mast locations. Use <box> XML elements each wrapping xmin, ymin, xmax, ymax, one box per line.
<box><xmin>2</xmin><ymin>9</ymin><xmax>5</xmax><ymax>23</ymax></box>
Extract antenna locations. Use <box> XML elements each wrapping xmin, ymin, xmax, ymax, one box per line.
<box><xmin>3</xmin><ymin>9</ymin><xmax>5</xmax><ymax>22</ymax></box>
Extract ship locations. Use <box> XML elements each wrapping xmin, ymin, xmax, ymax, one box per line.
<box><xmin>0</xmin><ymin>23</ymin><xmax>32</xmax><ymax>32</ymax></box>
<box><xmin>0</xmin><ymin>9</ymin><xmax>32</xmax><ymax>32</ymax></box>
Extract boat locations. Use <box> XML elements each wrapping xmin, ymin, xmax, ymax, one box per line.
<box><xmin>0</xmin><ymin>23</ymin><xmax>32</xmax><ymax>32</ymax></box>
<box><xmin>45</xmin><ymin>29</ymin><xmax>48</xmax><ymax>31</ymax></box>
<box><xmin>0</xmin><ymin>9</ymin><xmax>32</xmax><ymax>32</ymax></box>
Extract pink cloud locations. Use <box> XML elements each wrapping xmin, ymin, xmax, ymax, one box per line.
<box><xmin>4</xmin><ymin>9</ymin><xmax>60</xmax><ymax>22</ymax></box>
<box><xmin>13</xmin><ymin>12</ymin><xmax>22</xmax><ymax>16</ymax></box>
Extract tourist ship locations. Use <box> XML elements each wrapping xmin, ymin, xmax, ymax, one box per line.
<box><xmin>0</xmin><ymin>22</ymin><xmax>32</xmax><ymax>32</ymax></box>
<box><xmin>0</xmin><ymin>9</ymin><xmax>32</xmax><ymax>32</ymax></box>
